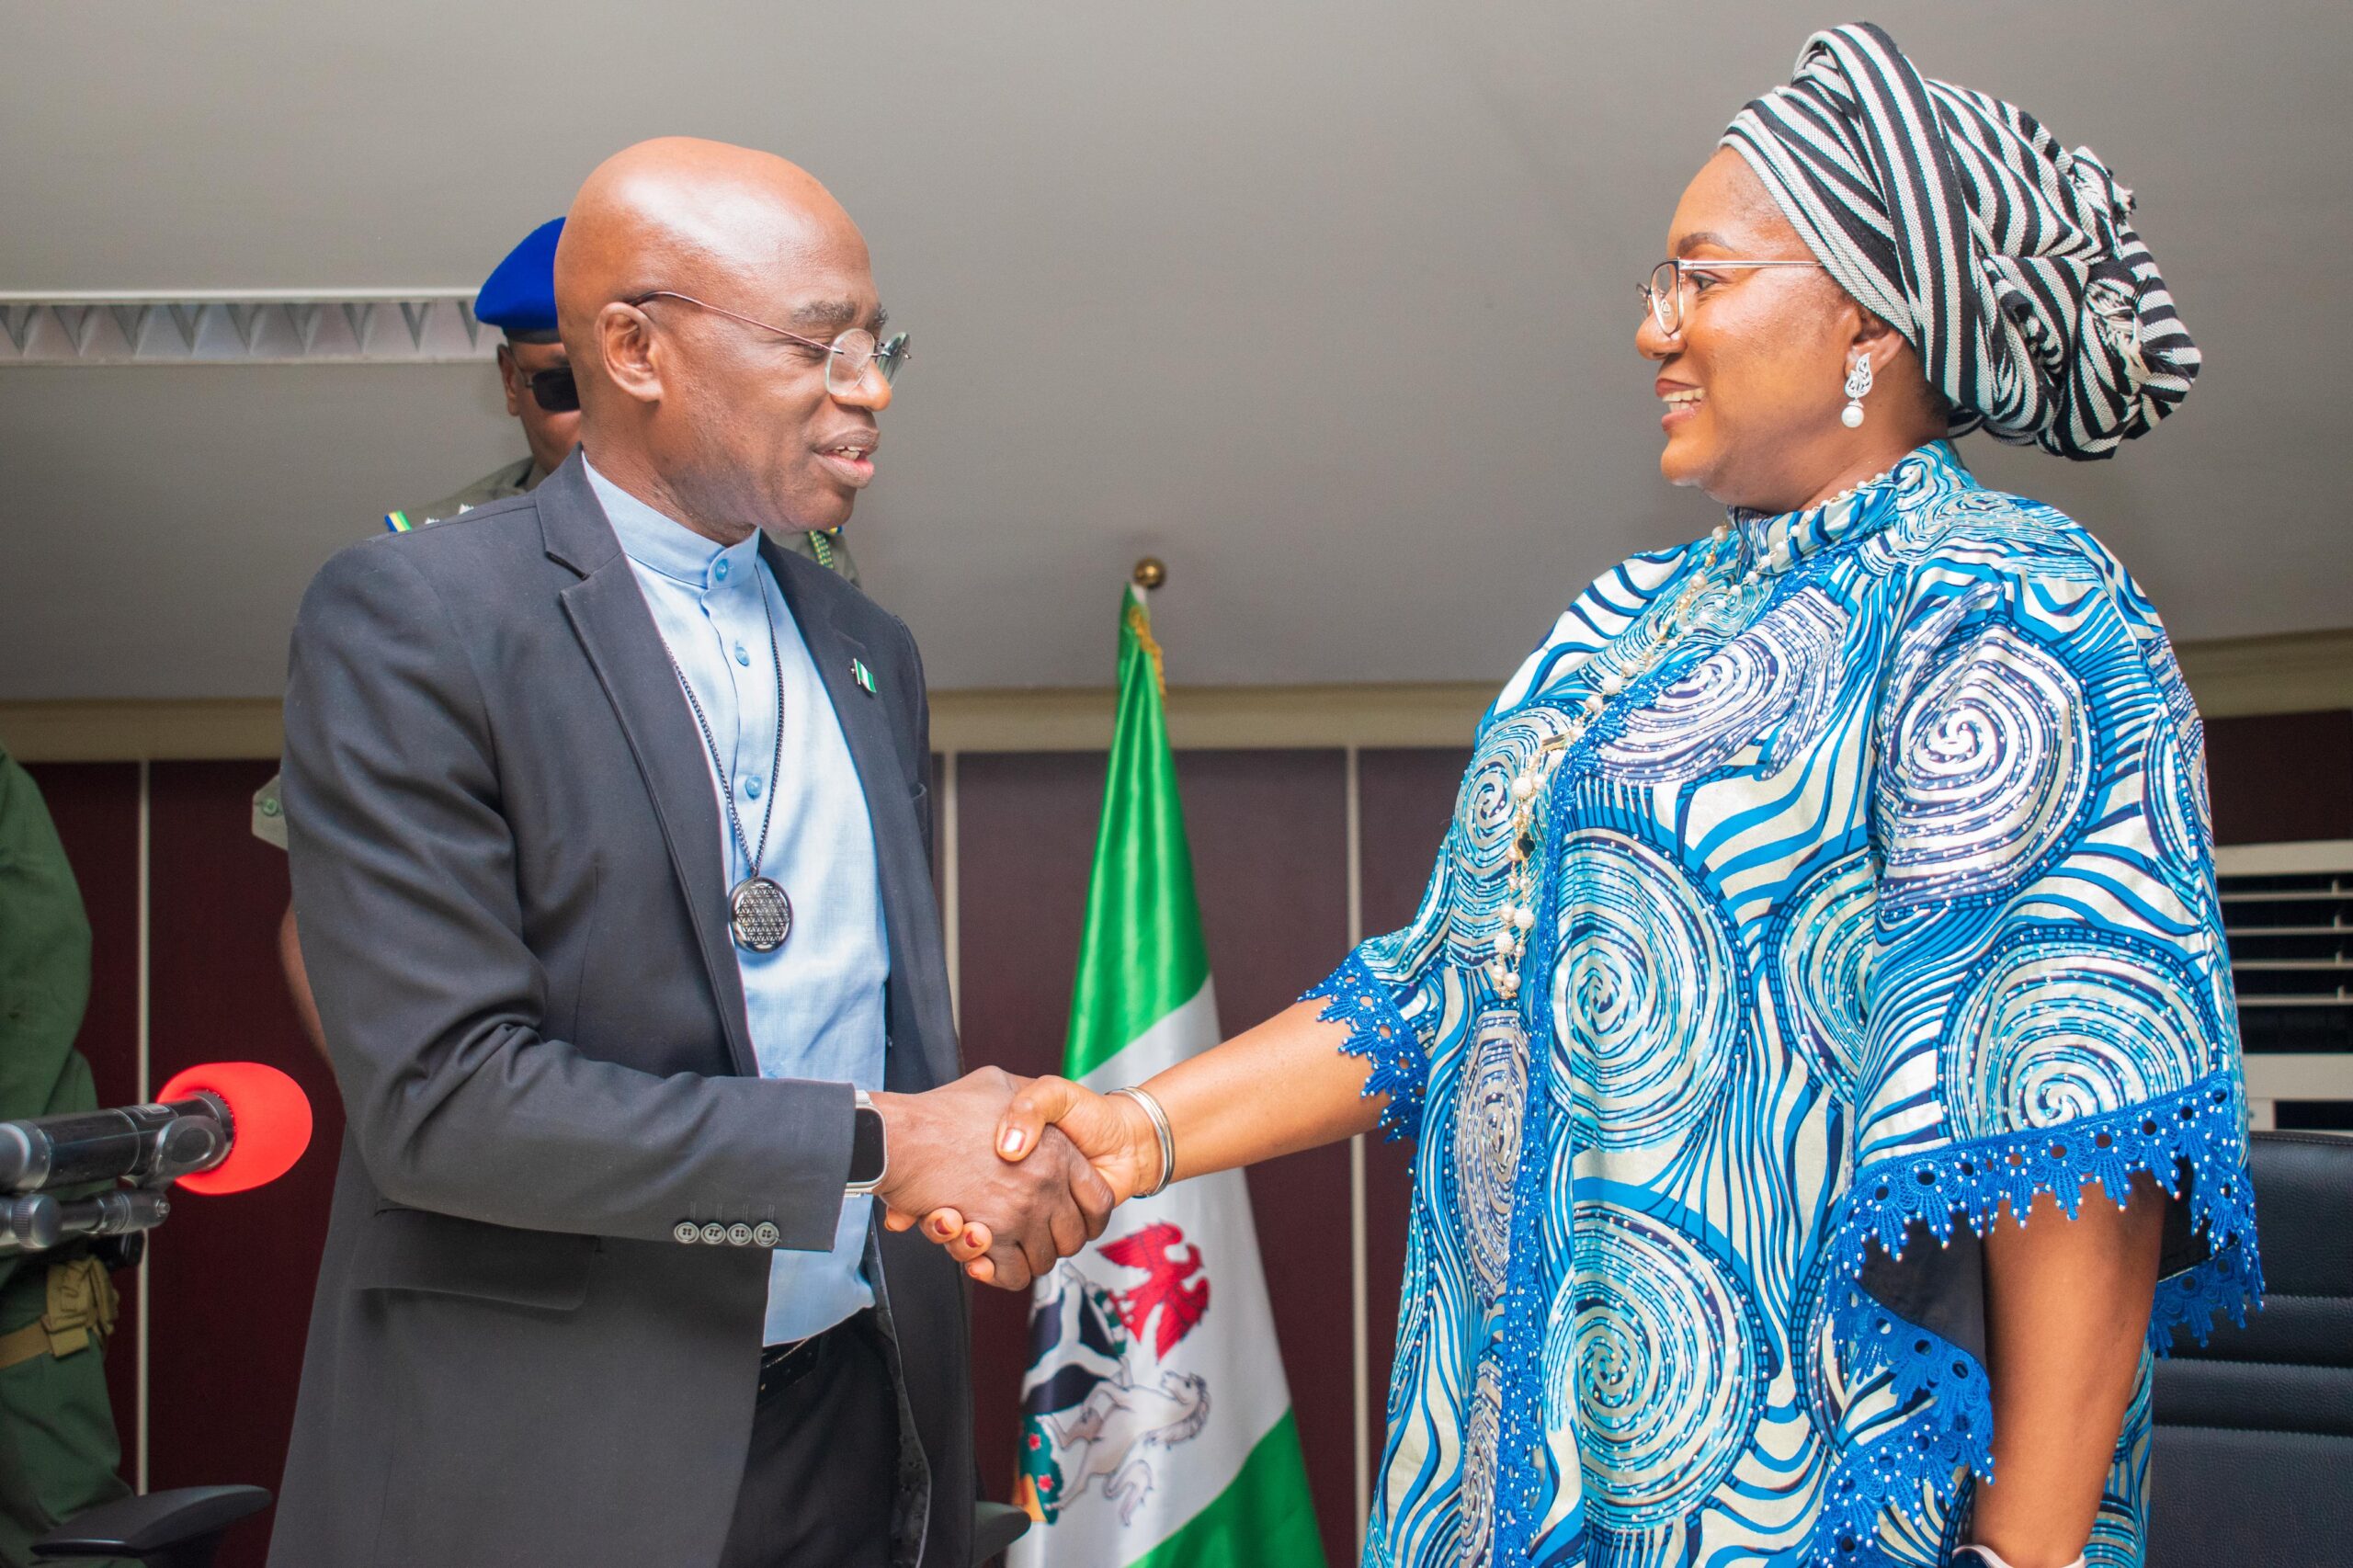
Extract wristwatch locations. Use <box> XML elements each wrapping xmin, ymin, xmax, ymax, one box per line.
<box><xmin>846</xmin><ymin>1089</ymin><xmax>888</xmax><ymax>1194</ymax></box>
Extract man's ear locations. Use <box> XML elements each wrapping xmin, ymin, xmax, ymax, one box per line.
<box><xmin>597</xmin><ymin>303</ymin><xmax>663</xmax><ymax>406</ymax></box>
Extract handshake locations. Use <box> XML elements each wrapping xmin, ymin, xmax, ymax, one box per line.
<box><xmin>865</xmin><ymin>1067</ymin><xmax>1162</xmax><ymax>1290</ymax></box>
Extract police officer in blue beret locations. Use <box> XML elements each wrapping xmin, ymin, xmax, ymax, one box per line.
<box><xmin>381</xmin><ymin>217</ymin><xmax>577</xmax><ymax>532</ymax></box>
<box><xmin>385</xmin><ymin>218</ymin><xmax>861</xmax><ymax>585</ymax></box>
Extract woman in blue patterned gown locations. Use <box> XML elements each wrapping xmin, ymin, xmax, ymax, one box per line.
<box><xmin>937</xmin><ymin>24</ymin><xmax>2259</xmax><ymax>1568</ymax></box>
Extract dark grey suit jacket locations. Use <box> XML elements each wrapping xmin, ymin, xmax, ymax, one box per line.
<box><xmin>272</xmin><ymin>453</ymin><xmax>971</xmax><ymax>1568</ymax></box>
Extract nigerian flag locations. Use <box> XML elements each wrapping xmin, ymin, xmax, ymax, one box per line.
<box><xmin>1010</xmin><ymin>585</ymin><xmax>1324</xmax><ymax>1567</ymax></box>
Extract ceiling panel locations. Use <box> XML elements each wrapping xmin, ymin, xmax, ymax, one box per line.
<box><xmin>4</xmin><ymin>0</ymin><xmax>2346</xmax><ymax>698</ymax></box>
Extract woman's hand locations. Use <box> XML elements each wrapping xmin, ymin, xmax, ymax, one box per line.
<box><xmin>915</xmin><ymin>1076</ymin><xmax>1165</xmax><ymax>1285</ymax></box>
<box><xmin>865</xmin><ymin>1070</ymin><xmax>1117</xmax><ymax>1290</ymax></box>
<box><xmin>908</xmin><ymin>997</ymin><xmax>1389</xmax><ymax>1285</ymax></box>
<box><xmin>997</xmin><ymin>1076</ymin><xmax>1166</xmax><ymax>1201</ymax></box>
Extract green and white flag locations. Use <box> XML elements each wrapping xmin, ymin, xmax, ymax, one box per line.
<box><xmin>1011</xmin><ymin>585</ymin><xmax>1324</xmax><ymax>1568</ymax></box>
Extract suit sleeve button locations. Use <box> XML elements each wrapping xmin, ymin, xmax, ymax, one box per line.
<box><xmin>674</xmin><ymin>1222</ymin><xmax>701</xmax><ymax>1244</ymax></box>
<box><xmin>727</xmin><ymin>1223</ymin><xmax>754</xmax><ymax>1246</ymax></box>
<box><xmin>752</xmin><ymin>1221</ymin><xmax>781</xmax><ymax>1248</ymax></box>
<box><xmin>700</xmin><ymin>1222</ymin><xmax>728</xmax><ymax>1245</ymax></box>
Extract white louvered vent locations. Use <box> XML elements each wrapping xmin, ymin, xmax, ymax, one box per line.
<box><xmin>0</xmin><ymin>290</ymin><xmax>494</xmax><ymax>364</ymax></box>
<box><xmin>2216</xmin><ymin>839</ymin><xmax>2353</xmax><ymax>1125</ymax></box>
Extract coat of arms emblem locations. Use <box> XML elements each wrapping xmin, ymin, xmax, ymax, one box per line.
<box><xmin>1017</xmin><ymin>1221</ymin><xmax>1215</xmax><ymax>1526</ymax></box>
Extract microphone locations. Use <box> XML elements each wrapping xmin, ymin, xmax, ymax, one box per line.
<box><xmin>0</xmin><ymin>1062</ymin><xmax>313</xmax><ymax>1254</ymax></box>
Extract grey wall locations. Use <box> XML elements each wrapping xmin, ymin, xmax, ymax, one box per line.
<box><xmin>4</xmin><ymin>0</ymin><xmax>2347</xmax><ymax>698</ymax></box>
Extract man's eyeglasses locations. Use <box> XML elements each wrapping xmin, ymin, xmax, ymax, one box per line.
<box><xmin>512</xmin><ymin>365</ymin><xmax>579</xmax><ymax>414</ymax></box>
<box><xmin>1639</xmin><ymin>257</ymin><xmax>1824</xmax><ymax>337</ymax></box>
<box><xmin>625</xmin><ymin>290</ymin><xmax>910</xmax><ymax>397</ymax></box>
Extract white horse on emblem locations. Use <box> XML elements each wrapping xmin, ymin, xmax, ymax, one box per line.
<box><xmin>1047</xmin><ymin>1369</ymin><xmax>1211</xmax><ymax>1526</ymax></box>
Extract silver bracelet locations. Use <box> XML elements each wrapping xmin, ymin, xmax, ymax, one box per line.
<box><xmin>1108</xmin><ymin>1085</ymin><xmax>1176</xmax><ymax>1199</ymax></box>
<box><xmin>1953</xmin><ymin>1549</ymin><xmax>2083</xmax><ymax>1568</ymax></box>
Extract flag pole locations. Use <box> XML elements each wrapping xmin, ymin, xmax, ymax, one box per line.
<box><xmin>1013</xmin><ymin>558</ymin><xmax>1322</xmax><ymax>1567</ymax></box>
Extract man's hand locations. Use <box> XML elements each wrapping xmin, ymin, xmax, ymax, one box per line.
<box><xmin>915</xmin><ymin>1074</ymin><xmax>1165</xmax><ymax>1287</ymax></box>
<box><xmin>870</xmin><ymin>1068</ymin><xmax>1116</xmax><ymax>1291</ymax></box>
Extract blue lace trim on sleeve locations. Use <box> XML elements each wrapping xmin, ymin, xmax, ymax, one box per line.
<box><xmin>1811</xmin><ymin>1067</ymin><xmax>2263</xmax><ymax>1564</ymax></box>
<box><xmin>1302</xmin><ymin>949</ymin><xmax>1429</xmax><ymax>1142</ymax></box>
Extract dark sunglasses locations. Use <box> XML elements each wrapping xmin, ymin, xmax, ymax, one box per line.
<box><xmin>515</xmin><ymin>365</ymin><xmax>579</xmax><ymax>413</ymax></box>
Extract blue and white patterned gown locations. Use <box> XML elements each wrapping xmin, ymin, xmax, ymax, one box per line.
<box><xmin>1309</xmin><ymin>442</ymin><xmax>2261</xmax><ymax>1568</ymax></box>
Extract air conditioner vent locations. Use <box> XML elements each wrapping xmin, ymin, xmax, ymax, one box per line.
<box><xmin>2215</xmin><ymin>841</ymin><xmax>2353</xmax><ymax>1122</ymax></box>
<box><xmin>2218</xmin><ymin>842</ymin><xmax>2353</xmax><ymax>1054</ymax></box>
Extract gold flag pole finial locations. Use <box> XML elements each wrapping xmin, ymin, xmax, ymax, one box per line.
<box><xmin>1124</xmin><ymin>559</ymin><xmax>1169</xmax><ymax>697</ymax></box>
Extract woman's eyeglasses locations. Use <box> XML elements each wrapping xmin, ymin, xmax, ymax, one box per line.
<box><xmin>625</xmin><ymin>290</ymin><xmax>910</xmax><ymax>397</ymax></box>
<box><xmin>1639</xmin><ymin>257</ymin><xmax>1824</xmax><ymax>337</ymax></box>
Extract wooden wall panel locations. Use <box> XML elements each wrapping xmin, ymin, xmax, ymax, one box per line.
<box><xmin>1179</xmin><ymin>750</ymin><xmax>1350</xmax><ymax>1568</ymax></box>
<box><xmin>955</xmin><ymin>749</ymin><xmax>1356</xmax><ymax>1563</ymax></box>
<box><xmin>954</xmin><ymin>749</ymin><xmax>1109</xmax><ymax>1515</ymax></box>
<box><xmin>145</xmin><ymin>761</ymin><xmax>344</xmax><ymax>1568</ymax></box>
<box><xmin>21</xmin><ymin>762</ymin><xmax>144</xmax><ymax>1482</ymax></box>
<box><xmin>2204</xmin><ymin>709</ymin><xmax>2353</xmax><ymax>846</ymax></box>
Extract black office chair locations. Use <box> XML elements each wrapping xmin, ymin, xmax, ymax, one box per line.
<box><xmin>972</xmin><ymin>1500</ymin><xmax>1031</xmax><ymax>1564</ymax></box>
<box><xmin>32</xmin><ymin>1486</ymin><xmax>1016</xmax><ymax>1567</ymax></box>
<box><xmin>2148</xmin><ymin>1130</ymin><xmax>2353</xmax><ymax>1564</ymax></box>
<box><xmin>32</xmin><ymin>1486</ymin><xmax>271</xmax><ymax>1568</ymax></box>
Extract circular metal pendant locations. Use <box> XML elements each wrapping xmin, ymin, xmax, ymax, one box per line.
<box><xmin>729</xmin><ymin>876</ymin><xmax>793</xmax><ymax>953</ymax></box>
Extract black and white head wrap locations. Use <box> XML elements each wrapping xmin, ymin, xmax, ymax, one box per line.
<box><xmin>1722</xmin><ymin>22</ymin><xmax>2198</xmax><ymax>460</ymax></box>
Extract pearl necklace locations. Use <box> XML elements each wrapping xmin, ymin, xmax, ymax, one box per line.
<box><xmin>1484</xmin><ymin>462</ymin><xmax>1898</xmax><ymax>1003</ymax></box>
<box><xmin>1487</xmin><ymin>551</ymin><xmax>1720</xmax><ymax>1000</ymax></box>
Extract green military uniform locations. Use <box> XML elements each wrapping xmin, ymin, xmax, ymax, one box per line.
<box><xmin>780</xmin><ymin>521</ymin><xmax>861</xmax><ymax>586</ymax></box>
<box><xmin>388</xmin><ymin>458</ymin><xmax>863</xmax><ymax>585</ymax></box>
<box><xmin>252</xmin><ymin>772</ymin><xmax>289</xmax><ymax>851</ymax></box>
<box><xmin>388</xmin><ymin>456</ymin><xmax>861</xmax><ymax>577</ymax></box>
<box><xmin>255</xmin><ymin>473</ymin><xmax>862</xmax><ymax>846</ymax></box>
<box><xmin>0</xmin><ymin>748</ymin><xmax>131</xmax><ymax>1568</ymax></box>
<box><xmin>382</xmin><ymin>455</ymin><xmax>546</xmax><ymax>533</ymax></box>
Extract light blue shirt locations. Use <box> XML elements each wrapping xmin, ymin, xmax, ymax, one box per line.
<box><xmin>586</xmin><ymin>460</ymin><xmax>889</xmax><ymax>1345</ymax></box>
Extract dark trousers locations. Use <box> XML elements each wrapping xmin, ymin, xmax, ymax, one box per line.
<box><xmin>717</xmin><ymin>1313</ymin><xmax>899</xmax><ymax>1568</ymax></box>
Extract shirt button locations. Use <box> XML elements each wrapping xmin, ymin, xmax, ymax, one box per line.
<box><xmin>734</xmin><ymin>642</ymin><xmax>751</xmax><ymax>666</ymax></box>
<box><xmin>714</xmin><ymin>558</ymin><xmax>731</xmax><ymax>580</ymax></box>
<box><xmin>674</xmin><ymin>1221</ymin><xmax>700</xmax><ymax>1244</ymax></box>
<box><xmin>745</xmin><ymin>778</ymin><xmax>763</xmax><ymax>800</ymax></box>
<box><xmin>700</xmin><ymin>1222</ymin><xmax>727</xmax><ymax>1245</ymax></box>
<box><xmin>727</xmin><ymin>1223</ymin><xmax>754</xmax><ymax>1246</ymax></box>
<box><xmin>752</xmin><ymin>1221</ymin><xmax>781</xmax><ymax>1247</ymax></box>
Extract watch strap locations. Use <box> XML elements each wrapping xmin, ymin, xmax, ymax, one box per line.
<box><xmin>845</xmin><ymin>1088</ymin><xmax>888</xmax><ymax>1194</ymax></box>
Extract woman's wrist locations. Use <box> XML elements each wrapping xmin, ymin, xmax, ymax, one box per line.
<box><xmin>1953</xmin><ymin>1545</ymin><xmax>2085</xmax><ymax>1568</ymax></box>
<box><xmin>1103</xmin><ymin>1087</ymin><xmax>1169</xmax><ymax>1201</ymax></box>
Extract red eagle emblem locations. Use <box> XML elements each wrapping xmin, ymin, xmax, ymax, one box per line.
<box><xmin>1098</xmin><ymin>1221</ymin><xmax>1211</xmax><ymax>1358</ymax></box>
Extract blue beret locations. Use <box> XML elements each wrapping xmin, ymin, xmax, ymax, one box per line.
<box><xmin>474</xmin><ymin>217</ymin><xmax>564</xmax><ymax>339</ymax></box>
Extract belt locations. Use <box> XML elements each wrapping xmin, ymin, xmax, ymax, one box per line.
<box><xmin>756</xmin><ymin>1332</ymin><xmax>827</xmax><ymax>1400</ymax></box>
<box><xmin>757</xmin><ymin>1313</ymin><xmax>868</xmax><ymax>1401</ymax></box>
<box><xmin>0</xmin><ymin>1256</ymin><xmax>119</xmax><ymax>1373</ymax></box>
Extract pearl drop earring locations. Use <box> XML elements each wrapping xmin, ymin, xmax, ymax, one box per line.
<box><xmin>1840</xmin><ymin>353</ymin><xmax>1873</xmax><ymax>428</ymax></box>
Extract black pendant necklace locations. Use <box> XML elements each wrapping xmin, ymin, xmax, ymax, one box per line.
<box><xmin>667</xmin><ymin>571</ymin><xmax>793</xmax><ymax>953</ymax></box>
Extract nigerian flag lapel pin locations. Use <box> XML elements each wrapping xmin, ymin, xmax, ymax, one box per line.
<box><xmin>850</xmin><ymin>657</ymin><xmax>876</xmax><ymax>696</ymax></box>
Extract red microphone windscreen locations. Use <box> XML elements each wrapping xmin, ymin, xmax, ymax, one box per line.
<box><xmin>157</xmin><ymin>1062</ymin><xmax>314</xmax><ymax>1195</ymax></box>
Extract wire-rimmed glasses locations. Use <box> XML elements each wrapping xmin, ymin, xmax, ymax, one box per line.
<box><xmin>1639</xmin><ymin>258</ymin><xmax>1824</xmax><ymax>337</ymax></box>
<box><xmin>625</xmin><ymin>290</ymin><xmax>910</xmax><ymax>396</ymax></box>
